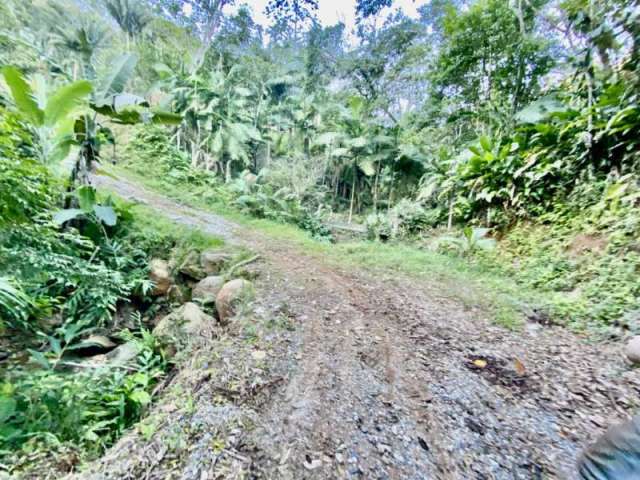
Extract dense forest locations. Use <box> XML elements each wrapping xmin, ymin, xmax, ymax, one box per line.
<box><xmin>1</xmin><ymin>0</ymin><xmax>640</xmax><ymax>477</ymax></box>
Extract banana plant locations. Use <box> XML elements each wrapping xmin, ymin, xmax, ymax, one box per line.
<box><xmin>77</xmin><ymin>53</ymin><xmax>181</xmax><ymax>184</ymax></box>
<box><xmin>2</xmin><ymin>56</ymin><xmax>181</xmax><ymax>187</ymax></box>
<box><xmin>53</xmin><ymin>185</ymin><xmax>118</xmax><ymax>248</ymax></box>
<box><xmin>0</xmin><ymin>66</ymin><xmax>92</xmax><ymax>164</ymax></box>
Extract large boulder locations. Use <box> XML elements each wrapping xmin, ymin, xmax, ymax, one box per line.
<box><xmin>73</xmin><ymin>335</ymin><xmax>117</xmax><ymax>356</ymax></box>
<box><xmin>153</xmin><ymin>302</ymin><xmax>215</xmax><ymax>344</ymax></box>
<box><xmin>150</xmin><ymin>259</ymin><xmax>172</xmax><ymax>295</ymax></box>
<box><xmin>625</xmin><ymin>336</ymin><xmax>640</xmax><ymax>363</ymax></box>
<box><xmin>215</xmin><ymin>279</ymin><xmax>254</xmax><ymax>325</ymax></box>
<box><xmin>201</xmin><ymin>250</ymin><xmax>232</xmax><ymax>275</ymax></box>
<box><xmin>106</xmin><ymin>342</ymin><xmax>141</xmax><ymax>365</ymax></box>
<box><xmin>178</xmin><ymin>251</ymin><xmax>206</xmax><ymax>280</ymax></box>
<box><xmin>192</xmin><ymin>276</ymin><xmax>225</xmax><ymax>304</ymax></box>
<box><xmin>167</xmin><ymin>284</ymin><xmax>189</xmax><ymax>304</ymax></box>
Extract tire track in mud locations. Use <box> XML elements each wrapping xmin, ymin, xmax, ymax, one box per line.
<box><xmin>84</xmin><ymin>172</ymin><xmax>640</xmax><ymax>480</ymax></box>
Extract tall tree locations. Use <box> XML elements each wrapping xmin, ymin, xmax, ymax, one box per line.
<box><xmin>105</xmin><ymin>0</ymin><xmax>151</xmax><ymax>48</ymax></box>
<box><xmin>265</xmin><ymin>0</ymin><xmax>319</xmax><ymax>45</ymax></box>
<box><xmin>430</xmin><ymin>0</ymin><xmax>553</xmax><ymax>131</ymax></box>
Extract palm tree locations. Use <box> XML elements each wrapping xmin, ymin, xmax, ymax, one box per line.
<box><xmin>105</xmin><ymin>0</ymin><xmax>151</xmax><ymax>49</ymax></box>
<box><xmin>54</xmin><ymin>22</ymin><xmax>110</xmax><ymax>79</ymax></box>
<box><xmin>45</xmin><ymin>3</ymin><xmax>109</xmax><ymax>79</ymax></box>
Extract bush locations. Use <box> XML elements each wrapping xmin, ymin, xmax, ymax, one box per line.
<box><xmin>0</xmin><ymin>109</ymin><xmax>60</xmax><ymax>225</ymax></box>
<box><xmin>0</xmin><ymin>329</ymin><xmax>166</xmax><ymax>465</ymax></box>
<box><xmin>366</xmin><ymin>200</ymin><xmax>441</xmax><ymax>240</ymax></box>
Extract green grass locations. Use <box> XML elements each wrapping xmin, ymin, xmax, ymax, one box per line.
<box><xmin>105</xmin><ymin>165</ymin><xmax>533</xmax><ymax>330</ymax></box>
<box><xmin>128</xmin><ymin>202</ymin><xmax>225</xmax><ymax>251</ymax></box>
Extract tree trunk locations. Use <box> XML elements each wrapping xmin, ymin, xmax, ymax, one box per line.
<box><xmin>447</xmin><ymin>197</ymin><xmax>455</xmax><ymax>230</ymax></box>
<box><xmin>225</xmin><ymin>160</ymin><xmax>232</xmax><ymax>183</ymax></box>
<box><xmin>266</xmin><ymin>141</ymin><xmax>271</xmax><ymax>166</ymax></box>
<box><xmin>373</xmin><ymin>162</ymin><xmax>380</xmax><ymax>213</ymax></box>
<box><xmin>348</xmin><ymin>173</ymin><xmax>356</xmax><ymax>224</ymax></box>
<box><xmin>191</xmin><ymin>122</ymin><xmax>201</xmax><ymax>168</ymax></box>
<box><xmin>191</xmin><ymin>0</ymin><xmax>225</xmax><ymax>74</ymax></box>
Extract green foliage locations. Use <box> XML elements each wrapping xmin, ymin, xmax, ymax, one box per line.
<box><xmin>54</xmin><ymin>186</ymin><xmax>118</xmax><ymax>228</ymax></box>
<box><xmin>366</xmin><ymin>199</ymin><xmax>440</xmax><ymax>240</ymax></box>
<box><xmin>0</xmin><ymin>107</ymin><xmax>185</xmax><ymax>475</ymax></box>
<box><xmin>1</xmin><ymin>67</ymin><xmax>92</xmax><ymax>164</ymax></box>
<box><xmin>0</xmin><ymin>277</ymin><xmax>34</xmax><ymax>330</ymax></box>
<box><xmin>105</xmin><ymin>0</ymin><xmax>151</xmax><ymax>41</ymax></box>
<box><xmin>0</xmin><ymin>110</ymin><xmax>59</xmax><ymax>224</ymax></box>
<box><xmin>433</xmin><ymin>0</ymin><xmax>553</xmax><ymax>120</ymax></box>
<box><xmin>123</xmin><ymin>126</ymin><xmax>333</xmax><ymax>239</ymax></box>
<box><xmin>230</xmin><ymin>173</ymin><xmax>332</xmax><ymax>240</ymax></box>
<box><xmin>2</xmin><ymin>4</ymin><xmax>640</xmax><ymax>475</ymax></box>
<box><xmin>0</xmin><ymin>328</ymin><xmax>166</xmax><ymax>464</ymax></box>
<box><xmin>439</xmin><ymin>227</ymin><xmax>497</xmax><ymax>256</ymax></box>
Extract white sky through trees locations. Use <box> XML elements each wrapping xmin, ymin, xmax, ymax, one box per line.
<box><xmin>183</xmin><ymin>0</ymin><xmax>430</xmax><ymax>30</ymax></box>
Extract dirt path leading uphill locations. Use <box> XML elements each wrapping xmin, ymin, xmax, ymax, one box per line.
<box><xmin>81</xmin><ymin>173</ymin><xmax>640</xmax><ymax>480</ymax></box>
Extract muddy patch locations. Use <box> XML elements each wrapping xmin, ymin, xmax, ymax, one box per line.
<box><xmin>465</xmin><ymin>354</ymin><xmax>532</xmax><ymax>392</ymax></box>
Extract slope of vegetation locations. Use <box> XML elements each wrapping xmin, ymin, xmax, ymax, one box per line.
<box><xmin>1</xmin><ymin>0</ymin><xmax>639</xmax><ymax>474</ymax></box>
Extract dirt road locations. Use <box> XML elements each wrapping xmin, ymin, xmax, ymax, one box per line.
<box><xmin>76</xmin><ymin>173</ymin><xmax>640</xmax><ymax>480</ymax></box>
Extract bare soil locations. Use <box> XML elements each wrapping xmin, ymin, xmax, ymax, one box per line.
<box><xmin>68</xmin><ymin>173</ymin><xmax>640</xmax><ymax>480</ymax></box>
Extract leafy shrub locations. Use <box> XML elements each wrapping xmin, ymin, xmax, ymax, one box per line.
<box><xmin>0</xmin><ymin>223</ymin><xmax>140</xmax><ymax>331</ymax></box>
<box><xmin>480</xmin><ymin>189</ymin><xmax>640</xmax><ymax>333</ymax></box>
<box><xmin>366</xmin><ymin>200</ymin><xmax>441</xmax><ymax>240</ymax></box>
<box><xmin>122</xmin><ymin>125</ymin><xmax>190</xmax><ymax>176</ymax></box>
<box><xmin>229</xmin><ymin>173</ymin><xmax>331</xmax><ymax>240</ymax></box>
<box><xmin>0</xmin><ymin>109</ymin><xmax>59</xmax><ymax>224</ymax></box>
<box><xmin>0</xmin><ymin>277</ymin><xmax>34</xmax><ymax>330</ymax></box>
<box><xmin>0</xmin><ymin>328</ymin><xmax>167</xmax><ymax>465</ymax></box>
<box><xmin>365</xmin><ymin>213</ymin><xmax>392</xmax><ymax>240</ymax></box>
<box><xmin>439</xmin><ymin>227</ymin><xmax>497</xmax><ymax>256</ymax></box>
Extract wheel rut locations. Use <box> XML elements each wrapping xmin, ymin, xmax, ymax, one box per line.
<box><xmin>74</xmin><ymin>172</ymin><xmax>640</xmax><ymax>480</ymax></box>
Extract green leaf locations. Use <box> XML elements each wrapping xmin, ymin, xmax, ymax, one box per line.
<box><xmin>96</xmin><ymin>53</ymin><xmax>138</xmax><ymax>102</ymax></box>
<box><xmin>129</xmin><ymin>390</ymin><xmax>151</xmax><ymax>406</ymax></box>
<box><xmin>49</xmin><ymin>337</ymin><xmax>62</xmax><ymax>356</ymax></box>
<box><xmin>44</xmin><ymin>80</ymin><xmax>92</xmax><ymax>127</ymax></box>
<box><xmin>515</xmin><ymin>96</ymin><xmax>567</xmax><ymax>124</ymax></box>
<box><xmin>150</xmin><ymin>109</ymin><xmax>183</xmax><ymax>125</ymax></box>
<box><xmin>358</xmin><ymin>159</ymin><xmax>376</xmax><ymax>176</ymax></box>
<box><xmin>1</xmin><ymin>66</ymin><xmax>44</xmax><ymax>125</ymax></box>
<box><xmin>27</xmin><ymin>349</ymin><xmax>50</xmax><ymax>369</ymax></box>
<box><xmin>77</xmin><ymin>186</ymin><xmax>97</xmax><ymax>212</ymax></box>
<box><xmin>48</xmin><ymin>136</ymin><xmax>75</xmax><ymax>164</ymax></box>
<box><xmin>93</xmin><ymin>205</ymin><xmax>117</xmax><ymax>226</ymax></box>
<box><xmin>605</xmin><ymin>182</ymin><xmax>628</xmax><ymax>200</ymax></box>
<box><xmin>0</xmin><ymin>396</ymin><xmax>16</xmax><ymax>423</ymax></box>
<box><xmin>108</xmin><ymin>107</ymin><xmax>145</xmax><ymax>124</ymax></box>
<box><xmin>53</xmin><ymin>208</ymin><xmax>83</xmax><ymax>225</ymax></box>
<box><xmin>350</xmin><ymin>136</ymin><xmax>368</xmax><ymax>148</ymax></box>
<box><xmin>153</xmin><ymin>63</ymin><xmax>173</xmax><ymax>79</ymax></box>
<box><xmin>479</xmin><ymin>136</ymin><xmax>492</xmax><ymax>152</ymax></box>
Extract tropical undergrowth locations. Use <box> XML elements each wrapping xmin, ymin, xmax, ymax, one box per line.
<box><xmin>118</xmin><ymin>125</ymin><xmax>332</xmax><ymax>239</ymax></box>
<box><xmin>0</xmin><ymin>109</ymin><xmax>216</xmax><ymax>476</ymax></box>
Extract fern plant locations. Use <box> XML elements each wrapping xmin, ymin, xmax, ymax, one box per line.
<box><xmin>0</xmin><ymin>277</ymin><xmax>33</xmax><ymax>330</ymax></box>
